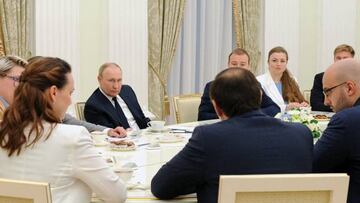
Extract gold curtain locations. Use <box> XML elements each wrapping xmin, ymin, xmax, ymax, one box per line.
<box><xmin>148</xmin><ymin>0</ymin><xmax>186</xmax><ymax>119</ymax></box>
<box><xmin>0</xmin><ymin>23</ymin><xmax>4</xmax><ymax>56</ymax></box>
<box><xmin>0</xmin><ymin>0</ymin><xmax>32</xmax><ymax>58</ymax></box>
<box><xmin>233</xmin><ymin>0</ymin><xmax>261</xmax><ymax>74</ymax></box>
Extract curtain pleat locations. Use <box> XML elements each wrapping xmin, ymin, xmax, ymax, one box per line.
<box><xmin>233</xmin><ymin>0</ymin><xmax>261</xmax><ymax>74</ymax></box>
<box><xmin>148</xmin><ymin>0</ymin><xmax>186</xmax><ymax>119</ymax></box>
<box><xmin>0</xmin><ymin>0</ymin><xmax>32</xmax><ymax>58</ymax></box>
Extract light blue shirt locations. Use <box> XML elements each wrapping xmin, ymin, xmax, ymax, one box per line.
<box><xmin>275</xmin><ymin>82</ymin><xmax>282</xmax><ymax>95</ymax></box>
<box><xmin>0</xmin><ymin>96</ymin><xmax>9</xmax><ymax>108</ymax></box>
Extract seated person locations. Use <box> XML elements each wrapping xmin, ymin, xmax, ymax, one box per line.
<box><xmin>310</xmin><ymin>44</ymin><xmax>355</xmax><ymax>112</ymax></box>
<box><xmin>0</xmin><ymin>56</ymin><xmax>126</xmax><ymax>137</ymax></box>
<box><xmin>257</xmin><ymin>46</ymin><xmax>308</xmax><ymax>112</ymax></box>
<box><xmin>152</xmin><ymin>67</ymin><xmax>313</xmax><ymax>203</ymax></box>
<box><xmin>198</xmin><ymin>48</ymin><xmax>280</xmax><ymax>120</ymax></box>
<box><xmin>0</xmin><ymin>57</ymin><xmax>126</xmax><ymax>203</ymax></box>
<box><xmin>313</xmin><ymin>59</ymin><xmax>360</xmax><ymax>203</ymax></box>
<box><xmin>85</xmin><ymin>62</ymin><xmax>150</xmax><ymax>130</ymax></box>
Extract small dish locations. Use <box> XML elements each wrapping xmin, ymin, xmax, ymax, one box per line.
<box><xmin>156</xmin><ymin>135</ymin><xmax>184</xmax><ymax>143</ymax></box>
<box><xmin>146</xmin><ymin>142</ymin><xmax>161</xmax><ymax>150</ymax></box>
<box><xmin>148</xmin><ymin>127</ymin><xmax>171</xmax><ymax>133</ymax></box>
<box><xmin>113</xmin><ymin>167</ymin><xmax>134</xmax><ymax>182</ymax></box>
<box><xmin>93</xmin><ymin>140</ymin><xmax>108</xmax><ymax>147</ymax></box>
<box><xmin>109</xmin><ymin>140</ymin><xmax>136</xmax><ymax>151</ymax></box>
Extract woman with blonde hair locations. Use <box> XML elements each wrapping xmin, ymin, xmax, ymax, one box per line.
<box><xmin>0</xmin><ymin>55</ymin><xmax>27</xmax><ymax>120</ymax></box>
<box><xmin>257</xmin><ymin>46</ymin><xmax>308</xmax><ymax>112</ymax></box>
<box><xmin>0</xmin><ymin>57</ymin><xmax>126</xmax><ymax>203</ymax></box>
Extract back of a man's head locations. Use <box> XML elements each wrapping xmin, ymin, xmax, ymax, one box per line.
<box><xmin>210</xmin><ymin>68</ymin><xmax>261</xmax><ymax>118</ymax></box>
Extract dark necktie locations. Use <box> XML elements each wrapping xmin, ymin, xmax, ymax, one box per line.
<box><xmin>112</xmin><ymin>97</ymin><xmax>130</xmax><ymax>129</ymax></box>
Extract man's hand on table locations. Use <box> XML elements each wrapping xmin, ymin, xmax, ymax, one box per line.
<box><xmin>107</xmin><ymin>126</ymin><xmax>128</xmax><ymax>138</ymax></box>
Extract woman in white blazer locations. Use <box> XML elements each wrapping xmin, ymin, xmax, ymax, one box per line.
<box><xmin>257</xmin><ymin>46</ymin><xmax>308</xmax><ymax>112</ymax></box>
<box><xmin>0</xmin><ymin>57</ymin><xmax>126</xmax><ymax>203</ymax></box>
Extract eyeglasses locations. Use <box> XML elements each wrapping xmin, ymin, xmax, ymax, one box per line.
<box><xmin>2</xmin><ymin>74</ymin><xmax>20</xmax><ymax>87</ymax></box>
<box><xmin>322</xmin><ymin>82</ymin><xmax>347</xmax><ymax>97</ymax></box>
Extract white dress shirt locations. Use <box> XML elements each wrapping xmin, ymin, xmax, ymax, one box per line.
<box><xmin>99</xmin><ymin>88</ymin><xmax>140</xmax><ymax>131</ymax></box>
<box><xmin>0</xmin><ymin>123</ymin><xmax>127</xmax><ymax>203</ymax></box>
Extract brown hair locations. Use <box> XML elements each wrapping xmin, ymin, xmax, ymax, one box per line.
<box><xmin>268</xmin><ymin>46</ymin><xmax>306</xmax><ymax>103</ymax></box>
<box><xmin>0</xmin><ymin>57</ymin><xmax>72</xmax><ymax>156</ymax></box>
<box><xmin>333</xmin><ymin>44</ymin><xmax>355</xmax><ymax>57</ymax></box>
<box><xmin>228</xmin><ymin>48</ymin><xmax>250</xmax><ymax>64</ymax></box>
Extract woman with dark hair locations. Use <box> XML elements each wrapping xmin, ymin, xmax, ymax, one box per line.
<box><xmin>0</xmin><ymin>57</ymin><xmax>126</xmax><ymax>203</ymax></box>
<box><xmin>257</xmin><ymin>46</ymin><xmax>308</xmax><ymax>111</ymax></box>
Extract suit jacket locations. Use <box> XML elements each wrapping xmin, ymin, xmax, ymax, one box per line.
<box><xmin>62</xmin><ymin>113</ymin><xmax>107</xmax><ymax>132</ymax></box>
<box><xmin>0</xmin><ymin>123</ymin><xmax>126</xmax><ymax>203</ymax></box>
<box><xmin>152</xmin><ymin>110</ymin><xmax>313</xmax><ymax>203</ymax></box>
<box><xmin>198</xmin><ymin>81</ymin><xmax>280</xmax><ymax>121</ymax></box>
<box><xmin>313</xmin><ymin>98</ymin><xmax>360</xmax><ymax>203</ymax></box>
<box><xmin>84</xmin><ymin>85</ymin><xmax>150</xmax><ymax>129</ymax></box>
<box><xmin>310</xmin><ymin>72</ymin><xmax>332</xmax><ymax>112</ymax></box>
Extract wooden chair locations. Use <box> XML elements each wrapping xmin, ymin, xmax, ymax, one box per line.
<box><xmin>0</xmin><ymin>178</ymin><xmax>52</xmax><ymax>203</ymax></box>
<box><xmin>74</xmin><ymin>102</ymin><xmax>86</xmax><ymax>121</ymax></box>
<box><xmin>218</xmin><ymin>173</ymin><xmax>349</xmax><ymax>203</ymax></box>
<box><xmin>173</xmin><ymin>94</ymin><xmax>201</xmax><ymax>123</ymax></box>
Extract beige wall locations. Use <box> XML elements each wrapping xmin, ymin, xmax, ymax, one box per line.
<box><xmin>79</xmin><ymin>0</ymin><xmax>108</xmax><ymax>101</ymax></box>
<box><xmin>298</xmin><ymin>0</ymin><xmax>319</xmax><ymax>90</ymax></box>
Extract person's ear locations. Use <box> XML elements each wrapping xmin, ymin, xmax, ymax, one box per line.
<box><xmin>346</xmin><ymin>81</ymin><xmax>357</xmax><ymax>96</ymax></box>
<box><xmin>212</xmin><ymin>100</ymin><xmax>227</xmax><ymax>120</ymax></box>
<box><xmin>48</xmin><ymin>85</ymin><xmax>57</xmax><ymax>103</ymax></box>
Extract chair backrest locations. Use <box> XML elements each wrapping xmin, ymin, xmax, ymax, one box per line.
<box><xmin>303</xmin><ymin>90</ymin><xmax>311</xmax><ymax>102</ymax></box>
<box><xmin>173</xmin><ymin>94</ymin><xmax>201</xmax><ymax>123</ymax></box>
<box><xmin>218</xmin><ymin>173</ymin><xmax>349</xmax><ymax>203</ymax></box>
<box><xmin>74</xmin><ymin>102</ymin><xmax>86</xmax><ymax>121</ymax></box>
<box><xmin>0</xmin><ymin>178</ymin><xmax>52</xmax><ymax>203</ymax></box>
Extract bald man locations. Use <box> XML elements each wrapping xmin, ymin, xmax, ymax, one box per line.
<box><xmin>313</xmin><ymin>59</ymin><xmax>360</xmax><ymax>203</ymax></box>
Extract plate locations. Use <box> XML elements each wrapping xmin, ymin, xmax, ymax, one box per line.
<box><xmin>94</xmin><ymin>140</ymin><xmax>108</xmax><ymax>147</ymax></box>
<box><xmin>148</xmin><ymin>127</ymin><xmax>171</xmax><ymax>133</ymax></box>
<box><xmin>109</xmin><ymin>140</ymin><xmax>136</xmax><ymax>151</ymax></box>
<box><xmin>156</xmin><ymin>135</ymin><xmax>184</xmax><ymax>143</ymax></box>
<box><xmin>109</xmin><ymin>144</ymin><xmax>136</xmax><ymax>151</ymax></box>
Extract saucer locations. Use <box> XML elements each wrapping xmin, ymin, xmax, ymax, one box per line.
<box><xmin>148</xmin><ymin>127</ymin><xmax>170</xmax><ymax>133</ymax></box>
<box><xmin>156</xmin><ymin>135</ymin><xmax>184</xmax><ymax>143</ymax></box>
<box><xmin>94</xmin><ymin>140</ymin><xmax>108</xmax><ymax>147</ymax></box>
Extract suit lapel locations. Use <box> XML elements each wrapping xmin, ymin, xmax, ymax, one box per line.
<box><xmin>95</xmin><ymin>89</ymin><xmax>123</xmax><ymax>123</ymax></box>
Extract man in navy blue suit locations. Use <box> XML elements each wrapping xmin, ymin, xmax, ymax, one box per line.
<box><xmin>198</xmin><ymin>48</ymin><xmax>280</xmax><ymax>120</ymax></box>
<box><xmin>152</xmin><ymin>68</ymin><xmax>313</xmax><ymax>203</ymax></box>
<box><xmin>313</xmin><ymin>59</ymin><xmax>360</xmax><ymax>203</ymax></box>
<box><xmin>310</xmin><ymin>44</ymin><xmax>355</xmax><ymax>112</ymax></box>
<box><xmin>84</xmin><ymin>63</ymin><xmax>150</xmax><ymax>130</ymax></box>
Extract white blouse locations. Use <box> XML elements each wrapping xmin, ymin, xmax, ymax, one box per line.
<box><xmin>257</xmin><ymin>72</ymin><xmax>289</xmax><ymax>112</ymax></box>
<box><xmin>0</xmin><ymin>123</ymin><xmax>126</xmax><ymax>203</ymax></box>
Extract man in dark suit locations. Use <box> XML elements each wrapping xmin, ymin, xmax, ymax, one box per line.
<box><xmin>152</xmin><ymin>68</ymin><xmax>313</xmax><ymax>203</ymax></box>
<box><xmin>84</xmin><ymin>63</ymin><xmax>150</xmax><ymax>130</ymax></box>
<box><xmin>198</xmin><ymin>48</ymin><xmax>280</xmax><ymax>120</ymax></box>
<box><xmin>310</xmin><ymin>44</ymin><xmax>355</xmax><ymax>112</ymax></box>
<box><xmin>313</xmin><ymin>59</ymin><xmax>360</xmax><ymax>203</ymax></box>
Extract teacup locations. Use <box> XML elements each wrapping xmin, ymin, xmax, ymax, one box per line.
<box><xmin>147</xmin><ymin>120</ymin><xmax>165</xmax><ymax>131</ymax></box>
<box><xmin>91</xmin><ymin>131</ymin><xmax>107</xmax><ymax>144</ymax></box>
<box><xmin>114</xmin><ymin>167</ymin><xmax>134</xmax><ymax>182</ymax></box>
